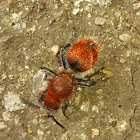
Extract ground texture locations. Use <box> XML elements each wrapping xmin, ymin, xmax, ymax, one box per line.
<box><xmin>0</xmin><ymin>0</ymin><xmax>140</xmax><ymax>140</ymax></box>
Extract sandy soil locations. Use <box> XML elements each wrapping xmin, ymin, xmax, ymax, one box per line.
<box><xmin>0</xmin><ymin>0</ymin><xmax>140</xmax><ymax>140</ymax></box>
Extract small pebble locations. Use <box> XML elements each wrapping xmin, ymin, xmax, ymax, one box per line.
<box><xmin>0</xmin><ymin>122</ymin><xmax>7</xmax><ymax>129</ymax></box>
<box><xmin>120</xmin><ymin>121</ymin><xmax>127</xmax><ymax>130</ymax></box>
<box><xmin>4</xmin><ymin>91</ymin><xmax>26</xmax><ymax>111</ymax></box>
<box><xmin>8</xmin><ymin>0</ymin><xmax>13</xmax><ymax>5</ymax></box>
<box><xmin>117</xmin><ymin>120</ymin><xmax>127</xmax><ymax>131</ymax></box>
<box><xmin>32</xmin><ymin>70</ymin><xmax>48</xmax><ymax>97</ymax></box>
<box><xmin>136</xmin><ymin>12</ymin><xmax>140</xmax><ymax>16</ymax></box>
<box><xmin>30</xmin><ymin>25</ymin><xmax>36</xmax><ymax>33</ymax></box>
<box><xmin>8</xmin><ymin>74</ymin><xmax>14</xmax><ymax>80</ymax></box>
<box><xmin>51</xmin><ymin>45</ymin><xmax>60</xmax><ymax>55</ymax></box>
<box><xmin>80</xmin><ymin>101</ymin><xmax>90</xmax><ymax>112</ymax></box>
<box><xmin>92</xmin><ymin>105</ymin><xmax>99</xmax><ymax>113</ymax></box>
<box><xmin>28</xmin><ymin>128</ymin><xmax>33</xmax><ymax>134</ymax></box>
<box><xmin>95</xmin><ymin>89</ymin><xmax>102</xmax><ymax>94</ymax></box>
<box><xmin>18</xmin><ymin>25</ymin><xmax>22</xmax><ymax>30</ymax></box>
<box><xmin>37</xmin><ymin>129</ymin><xmax>44</xmax><ymax>135</ymax></box>
<box><xmin>91</xmin><ymin>128</ymin><xmax>99</xmax><ymax>137</ymax></box>
<box><xmin>88</xmin><ymin>13</ymin><xmax>91</xmax><ymax>18</ymax></box>
<box><xmin>11</xmin><ymin>12</ymin><xmax>22</xmax><ymax>22</ymax></box>
<box><xmin>95</xmin><ymin>17</ymin><xmax>106</xmax><ymax>25</ymax></box>
<box><xmin>22</xmin><ymin>22</ymin><xmax>27</xmax><ymax>29</ymax></box>
<box><xmin>133</xmin><ymin>2</ymin><xmax>140</xmax><ymax>9</ymax></box>
<box><xmin>80</xmin><ymin>133</ymin><xmax>88</xmax><ymax>139</ymax></box>
<box><xmin>120</xmin><ymin>57</ymin><xmax>126</xmax><ymax>64</ymax></box>
<box><xmin>94</xmin><ymin>0</ymin><xmax>112</xmax><ymax>6</ymax></box>
<box><xmin>60</xmin><ymin>0</ymin><xmax>64</xmax><ymax>3</ymax></box>
<box><xmin>102</xmin><ymin>70</ymin><xmax>114</xmax><ymax>78</ymax></box>
<box><xmin>2</xmin><ymin>111</ymin><xmax>11</xmax><ymax>121</ymax></box>
<box><xmin>15</xmin><ymin>115</ymin><xmax>20</xmax><ymax>125</ymax></box>
<box><xmin>119</xmin><ymin>34</ymin><xmax>131</xmax><ymax>42</ymax></box>
<box><xmin>32</xmin><ymin>118</ymin><xmax>38</xmax><ymax>125</ymax></box>
<box><xmin>126</xmin><ymin>50</ymin><xmax>131</xmax><ymax>57</ymax></box>
<box><xmin>72</xmin><ymin>8</ymin><xmax>80</xmax><ymax>15</ymax></box>
<box><xmin>2</xmin><ymin>73</ymin><xmax>7</xmax><ymax>79</ymax></box>
<box><xmin>0</xmin><ymin>36</ymin><xmax>10</xmax><ymax>43</ymax></box>
<box><xmin>0</xmin><ymin>86</ymin><xmax>5</xmax><ymax>94</ymax></box>
<box><xmin>25</xmin><ymin>65</ymin><xmax>29</xmax><ymax>69</ymax></box>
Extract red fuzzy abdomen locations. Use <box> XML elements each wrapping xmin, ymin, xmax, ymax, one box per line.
<box><xmin>43</xmin><ymin>91</ymin><xmax>61</xmax><ymax>109</ymax></box>
<box><xmin>67</xmin><ymin>39</ymin><xmax>99</xmax><ymax>72</ymax></box>
<box><xmin>43</xmin><ymin>72</ymin><xmax>75</xmax><ymax>109</ymax></box>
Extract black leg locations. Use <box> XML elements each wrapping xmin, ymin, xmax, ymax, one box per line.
<box><xmin>21</xmin><ymin>98</ymin><xmax>40</xmax><ymax>108</ymax></box>
<box><xmin>62</xmin><ymin>102</ymin><xmax>69</xmax><ymax>119</ymax></box>
<box><xmin>48</xmin><ymin>115</ymin><xmax>66</xmax><ymax>132</ymax></box>
<box><xmin>85</xmin><ymin>67</ymin><xmax>105</xmax><ymax>78</ymax></box>
<box><xmin>75</xmin><ymin>68</ymin><xmax>113</xmax><ymax>87</ymax></box>
<box><xmin>56</xmin><ymin>27</ymin><xmax>77</xmax><ymax>70</ymax></box>
<box><xmin>57</xmin><ymin>43</ymin><xmax>71</xmax><ymax>70</ymax></box>
<box><xmin>40</xmin><ymin>67</ymin><xmax>57</xmax><ymax>76</ymax></box>
<box><xmin>38</xmin><ymin>91</ymin><xmax>45</xmax><ymax>104</ymax></box>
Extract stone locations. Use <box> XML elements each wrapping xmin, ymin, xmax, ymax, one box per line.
<box><xmin>32</xmin><ymin>70</ymin><xmax>48</xmax><ymax>97</ymax></box>
<box><xmin>91</xmin><ymin>128</ymin><xmax>99</xmax><ymax>137</ymax></box>
<box><xmin>3</xmin><ymin>91</ymin><xmax>26</xmax><ymax>111</ymax></box>
<box><xmin>93</xmin><ymin>0</ymin><xmax>112</xmax><ymax>6</ymax></box>
<box><xmin>2</xmin><ymin>111</ymin><xmax>11</xmax><ymax>121</ymax></box>
<box><xmin>72</xmin><ymin>8</ymin><xmax>80</xmax><ymax>15</ymax></box>
<box><xmin>80</xmin><ymin>101</ymin><xmax>90</xmax><ymax>112</ymax></box>
<box><xmin>119</xmin><ymin>34</ymin><xmax>131</xmax><ymax>42</ymax></box>
<box><xmin>0</xmin><ymin>122</ymin><xmax>7</xmax><ymax>129</ymax></box>
<box><xmin>133</xmin><ymin>2</ymin><xmax>140</xmax><ymax>10</ymax></box>
<box><xmin>95</xmin><ymin>17</ymin><xmax>106</xmax><ymax>25</ymax></box>
<box><xmin>120</xmin><ymin>57</ymin><xmax>126</xmax><ymax>64</ymax></box>
<box><xmin>51</xmin><ymin>45</ymin><xmax>60</xmax><ymax>55</ymax></box>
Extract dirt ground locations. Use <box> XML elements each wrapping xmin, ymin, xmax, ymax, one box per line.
<box><xmin>0</xmin><ymin>0</ymin><xmax>140</xmax><ymax>140</ymax></box>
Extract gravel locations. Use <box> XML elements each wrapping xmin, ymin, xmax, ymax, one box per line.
<box><xmin>3</xmin><ymin>91</ymin><xmax>26</xmax><ymax>111</ymax></box>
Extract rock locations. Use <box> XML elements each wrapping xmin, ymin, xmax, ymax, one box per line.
<box><xmin>2</xmin><ymin>111</ymin><xmax>11</xmax><ymax>121</ymax></box>
<box><xmin>95</xmin><ymin>89</ymin><xmax>102</xmax><ymax>94</ymax></box>
<box><xmin>0</xmin><ymin>122</ymin><xmax>7</xmax><ymax>129</ymax></box>
<box><xmin>37</xmin><ymin>129</ymin><xmax>44</xmax><ymax>135</ymax></box>
<box><xmin>95</xmin><ymin>17</ymin><xmax>106</xmax><ymax>25</ymax></box>
<box><xmin>117</xmin><ymin>120</ymin><xmax>127</xmax><ymax>131</ymax></box>
<box><xmin>93</xmin><ymin>0</ymin><xmax>112</xmax><ymax>7</ymax></box>
<box><xmin>133</xmin><ymin>2</ymin><xmax>140</xmax><ymax>10</ymax></box>
<box><xmin>120</xmin><ymin>57</ymin><xmax>126</xmax><ymax>64</ymax></box>
<box><xmin>126</xmin><ymin>50</ymin><xmax>131</xmax><ymax>57</ymax></box>
<box><xmin>0</xmin><ymin>36</ymin><xmax>10</xmax><ymax>43</ymax></box>
<box><xmin>119</xmin><ymin>34</ymin><xmax>131</xmax><ymax>42</ymax></box>
<box><xmin>51</xmin><ymin>45</ymin><xmax>60</xmax><ymax>56</ymax></box>
<box><xmin>102</xmin><ymin>70</ymin><xmax>114</xmax><ymax>78</ymax></box>
<box><xmin>15</xmin><ymin>115</ymin><xmax>20</xmax><ymax>125</ymax></box>
<box><xmin>92</xmin><ymin>105</ymin><xmax>99</xmax><ymax>113</ymax></box>
<box><xmin>32</xmin><ymin>70</ymin><xmax>48</xmax><ymax>97</ymax></box>
<box><xmin>80</xmin><ymin>101</ymin><xmax>90</xmax><ymax>112</ymax></box>
<box><xmin>91</xmin><ymin>128</ymin><xmax>99</xmax><ymax>137</ymax></box>
<box><xmin>72</xmin><ymin>8</ymin><xmax>80</xmax><ymax>15</ymax></box>
<box><xmin>28</xmin><ymin>128</ymin><xmax>33</xmax><ymax>134</ymax></box>
<box><xmin>8</xmin><ymin>0</ymin><xmax>13</xmax><ymax>5</ymax></box>
<box><xmin>3</xmin><ymin>91</ymin><xmax>26</xmax><ymax>111</ymax></box>
<box><xmin>11</xmin><ymin>12</ymin><xmax>23</xmax><ymax>22</ymax></box>
<box><xmin>29</xmin><ymin>25</ymin><xmax>36</xmax><ymax>33</ymax></box>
